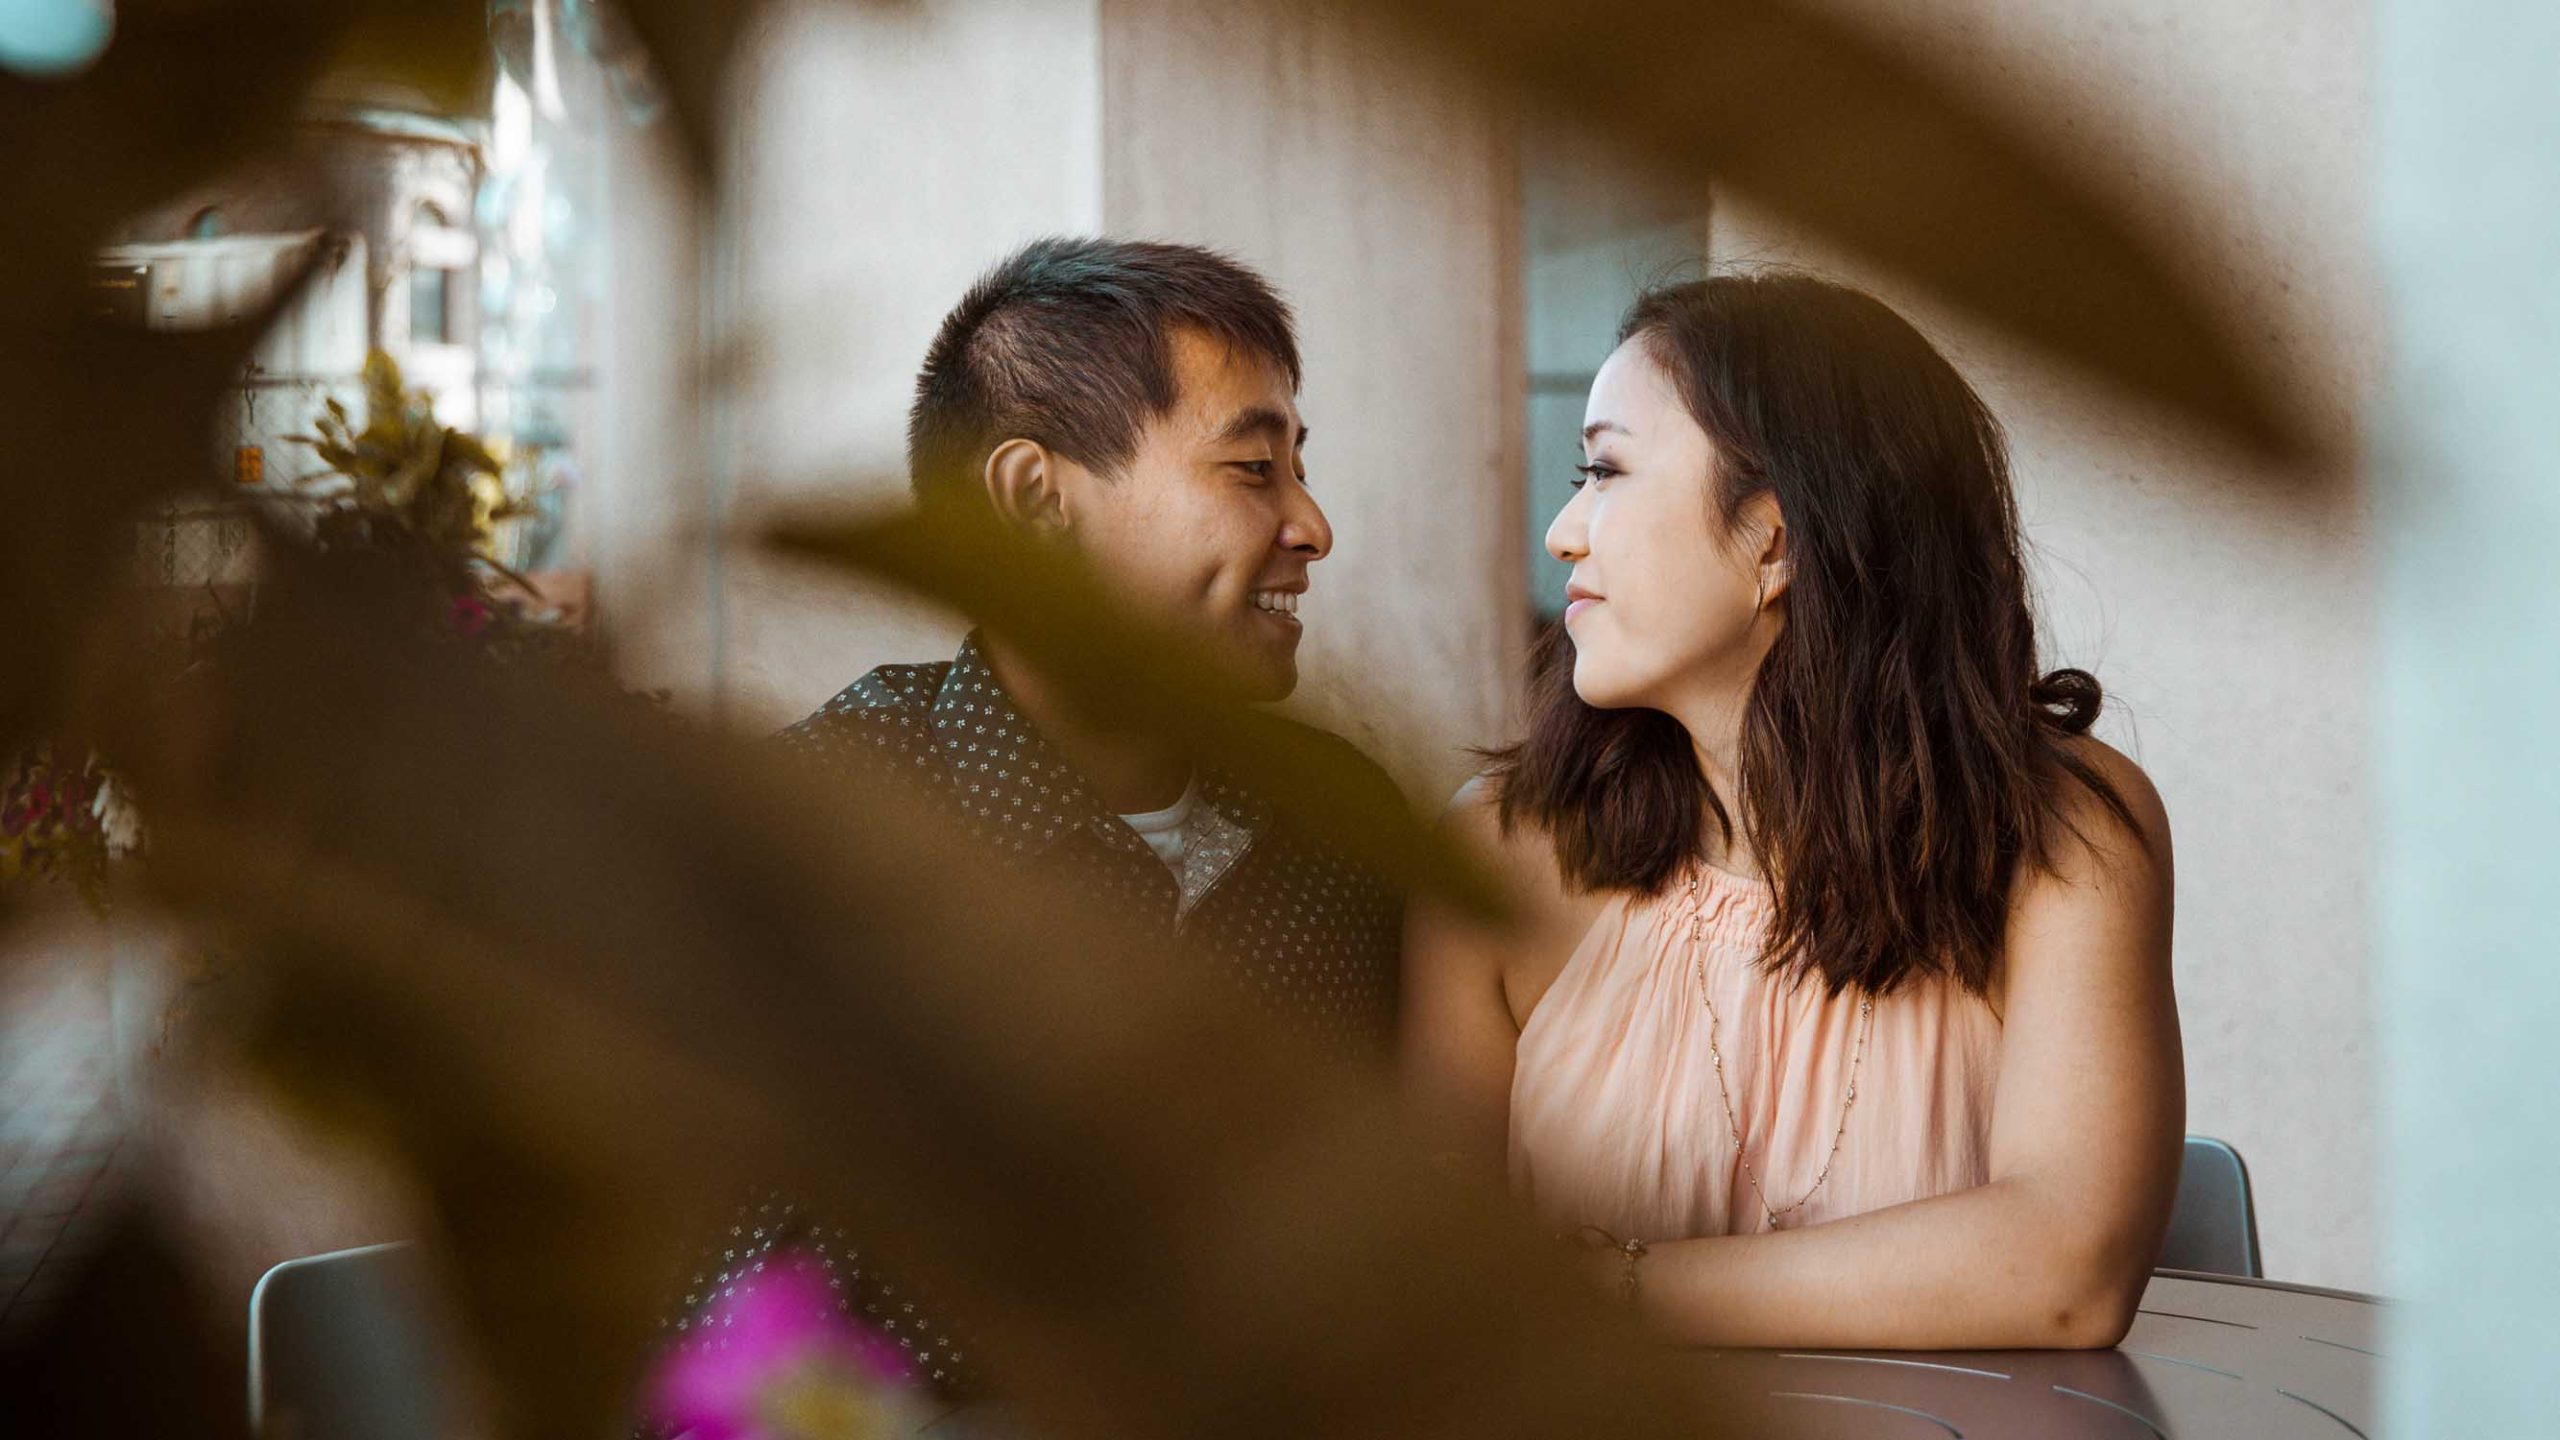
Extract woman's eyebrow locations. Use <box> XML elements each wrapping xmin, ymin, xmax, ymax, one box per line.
<box><xmin>1582</xmin><ymin>420</ymin><xmax>1632</xmax><ymax>442</ymax></box>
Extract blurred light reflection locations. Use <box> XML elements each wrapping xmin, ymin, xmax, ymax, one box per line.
<box><xmin>0</xmin><ymin>0</ymin><xmax>110</xmax><ymax>78</ymax></box>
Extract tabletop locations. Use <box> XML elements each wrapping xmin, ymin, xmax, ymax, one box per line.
<box><xmin>1677</xmin><ymin>1269</ymin><xmax>2384</xmax><ymax>1437</ymax></box>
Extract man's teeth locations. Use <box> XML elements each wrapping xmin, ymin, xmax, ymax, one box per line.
<box><xmin>1253</xmin><ymin>591</ymin><xmax>1300</xmax><ymax>617</ymax></box>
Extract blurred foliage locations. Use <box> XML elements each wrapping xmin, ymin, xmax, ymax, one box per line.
<box><xmin>278</xmin><ymin>347</ymin><xmax>611</xmax><ymax>665</ymax></box>
<box><xmin>292</xmin><ymin>349</ymin><xmax>532</xmax><ymax>572</ymax></box>
<box><xmin>323</xmin><ymin>0</ymin><xmax>497</xmax><ymax>115</ymax></box>
<box><xmin>611</xmin><ymin>0</ymin><xmax>2323</xmax><ymax>466</ymax></box>
<box><xmin>0</xmin><ymin>745</ymin><xmax>132</xmax><ymax>914</ymax></box>
<box><xmin>1392</xmin><ymin>0</ymin><xmax>2321</xmax><ymax>464</ymax></box>
<box><xmin>0</xmin><ymin>1</ymin><xmax>2330</xmax><ymax>1438</ymax></box>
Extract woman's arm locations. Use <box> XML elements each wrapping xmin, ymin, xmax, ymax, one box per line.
<box><xmin>1625</xmin><ymin>742</ymin><xmax>2184</xmax><ymax>1350</ymax></box>
<box><xmin>1401</xmin><ymin>780</ymin><xmax>1531</xmax><ymax>1170</ymax></box>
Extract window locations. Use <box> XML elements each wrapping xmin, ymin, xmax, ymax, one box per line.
<box><xmin>409</xmin><ymin>264</ymin><xmax>454</xmax><ymax>346</ymax></box>
<box><xmin>406</xmin><ymin>201</ymin><xmax>473</xmax><ymax>348</ymax></box>
<box><xmin>1519</xmin><ymin>111</ymin><xmax>1714</xmax><ymax>619</ymax></box>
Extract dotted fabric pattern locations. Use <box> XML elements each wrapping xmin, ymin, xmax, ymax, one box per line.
<box><xmin>653</xmin><ymin>1192</ymin><xmax>972</xmax><ymax>1401</ymax></box>
<box><xmin>773</xmin><ymin>633</ymin><xmax>1403</xmax><ymax>1056</ymax></box>
<box><xmin>651</xmin><ymin>634</ymin><xmax>1405</xmax><ymax>1411</ymax></box>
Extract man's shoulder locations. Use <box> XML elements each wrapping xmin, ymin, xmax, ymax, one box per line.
<box><xmin>775</xmin><ymin>659</ymin><xmax>954</xmax><ymax>760</ymax></box>
<box><xmin>1249</xmin><ymin>713</ymin><xmax>1404</xmax><ymax>804</ymax></box>
<box><xmin>1224</xmin><ymin>711</ymin><xmax>1413</xmax><ymax>855</ymax></box>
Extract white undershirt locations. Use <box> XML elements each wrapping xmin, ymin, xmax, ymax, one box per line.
<box><xmin>1116</xmin><ymin>776</ymin><xmax>1200</xmax><ymax>876</ymax></box>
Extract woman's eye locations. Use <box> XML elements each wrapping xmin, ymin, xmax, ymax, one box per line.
<box><xmin>1571</xmin><ymin>462</ymin><xmax>1618</xmax><ymax>490</ymax></box>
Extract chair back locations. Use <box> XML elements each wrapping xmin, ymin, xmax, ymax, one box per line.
<box><xmin>248</xmin><ymin>1242</ymin><xmax>448</xmax><ymax>1440</ymax></box>
<box><xmin>2158</xmin><ymin>1135</ymin><xmax>2263</xmax><ymax>1278</ymax></box>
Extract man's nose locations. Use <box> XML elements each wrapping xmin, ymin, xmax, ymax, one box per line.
<box><xmin>1281</xmin><ymin>477</ymin><xmax>1334</xmax><ymax>561</ymax></box>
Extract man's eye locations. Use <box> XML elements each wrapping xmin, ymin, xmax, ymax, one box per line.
<box><xmin>1232</xmin><ymin>460</ymin><xmax>1274</xmax><ymax>480</ymax></box>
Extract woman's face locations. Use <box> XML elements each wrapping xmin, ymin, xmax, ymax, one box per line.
<box><xmin>1547</xmin><ymin>337</ymin><xmax>1781</xmax><ymax>713</ymax></box>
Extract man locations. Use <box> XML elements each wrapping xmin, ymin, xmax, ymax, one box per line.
<box><xmin>670</xmin><ymin>238</ymin><xmax>1407</xmax><ymax>1404</ymax></box>
<box><xmin>783</xmin><ymin>236</ymin><xmax>1403</xmax><ymax>1056</ymax></box>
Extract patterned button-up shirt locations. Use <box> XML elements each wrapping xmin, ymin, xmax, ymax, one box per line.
<box><xmin>777</xmin><ymin>633</ymin><xmax>1405</xmax><ymax>1055</ymax></box>
<box><xmin>657</xmin><ymin>636</ymin><xmax>1404</xmax><ymax>1406</ymax></box>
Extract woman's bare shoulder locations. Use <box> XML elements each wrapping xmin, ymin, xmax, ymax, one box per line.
<box><xmin>2049</xmin><ymin>734</ymin><xmax>2173</xmax><ymax>885</ymax></box>
<box><xmin>1440</xmin><ymin>775</ymin><xmax>1573</xmax><ymax>907</ymax></box>
<box><xmin>1436</xmin><ymin>774</ymin><xmax>1610</xmax><ymax>965</ymax></box>
<box><xmin>1991</xmin><ymin>735</ymin><xmax>2176</xmax><ymax>1016</ymax></box>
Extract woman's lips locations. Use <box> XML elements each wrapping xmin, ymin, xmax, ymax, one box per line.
<box><xmin>1564</xmin><ymin>598</ymin><xmax>1599</xmax><ymax>624</ymax></box>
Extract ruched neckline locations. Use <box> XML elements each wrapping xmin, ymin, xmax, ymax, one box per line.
<box><xmin>1509</xmin><ymin>864</ymin><xmax>2003</xmax><ymax>1240</ymax></box>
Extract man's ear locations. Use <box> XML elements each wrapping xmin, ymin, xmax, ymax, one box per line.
<box><xmin>983</xmin><ymin>438</ymin><xmax>1069</xmax><ymax>537</ymax></box>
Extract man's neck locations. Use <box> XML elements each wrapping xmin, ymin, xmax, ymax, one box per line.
<box><xmin>981</xmin><ymin>637</ymin><xmax>1192</xmax><ymax>815</ymax></box>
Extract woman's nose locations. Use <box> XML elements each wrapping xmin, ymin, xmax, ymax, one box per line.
<box><xmin>1545</xmin><ymin>485</ymin><xmax>1591</xmax><ymax>564</ymax></box>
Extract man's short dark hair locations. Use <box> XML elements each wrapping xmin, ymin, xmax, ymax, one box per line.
<box><xmin>907</xmin><ymin>237</ymin><xmax>1302</xmax><ymax>504</ymax></box>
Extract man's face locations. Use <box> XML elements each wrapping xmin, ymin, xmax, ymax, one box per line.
<box><xmin>1055</xmin><ymin>328</ymin><xmax>1330</xmax><ymax>701</ymax></box>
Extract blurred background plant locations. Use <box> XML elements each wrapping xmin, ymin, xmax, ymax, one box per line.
<box><xmin>0</xmin><ymin>347</ymin><xmax>577</xmax><ymax>920</ymax></box>
<box><xmin>0</xmin><ymin>746</ymin><xmax>136</xmax><ymax>915</ymax></box>
<box><xmin>283</xmin><ymin>346</ymin><xmax>600</xmax><ymax>666</ymax></box>
<box><xmin>290</xmin><ymin>348</ymin><xmax>529</xmax><ymax>583</ymax></box>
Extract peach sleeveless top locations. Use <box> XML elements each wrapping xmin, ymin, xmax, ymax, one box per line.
<box><xmin>1509</xmin><ymin>864</ymin><xmax>2003</xmax><ymax>1240</ymax></box>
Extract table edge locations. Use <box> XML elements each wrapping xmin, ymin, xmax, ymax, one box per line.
<box><xmin>2150</xmin><ymin>1267</ymin><xmax>2387</xmax><ymax>1307</ymax></box>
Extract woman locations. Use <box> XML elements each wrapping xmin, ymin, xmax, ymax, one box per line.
<box><xmin>1405</xmin><ymin>273</ymin><xmax>2182</xmax><ymax>1350</ymax></box>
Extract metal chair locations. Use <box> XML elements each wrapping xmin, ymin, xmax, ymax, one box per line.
<box><xmin>2157</xmin><ymin>1135</ymin><xmax>2263</xmax><ymax>1278</ymax></box>
<box><xmin>248</xmin><ymin>1242</ymin><xmax>449</xmax><ymax>1440</ymax></box>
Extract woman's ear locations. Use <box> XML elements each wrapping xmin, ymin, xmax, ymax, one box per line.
<box><xmin>983</xmin><ymin>438</ymin><xmax>1069</xmax><ymax>537</ymax></box>
<box><xmin>1746</xmin><ymin>493</ymin><xmax>1792</xmax><ymax>609</ymax></box>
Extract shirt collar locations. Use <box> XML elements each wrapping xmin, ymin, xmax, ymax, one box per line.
<box><xmin>926</xmin><ymin>633</ymin><xmax>1097</xmax><ymax>852</ymax></box>
<box><xmin>926</xmin><ymin>633</ymin><xmax>1271</xmax><ymax>860</ymax></box>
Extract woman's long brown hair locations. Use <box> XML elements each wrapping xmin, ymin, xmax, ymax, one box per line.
<box><xmin>1487</xmin><ymin>273</ymin><xmax>2134</xmax><ymax>997</ymax></box>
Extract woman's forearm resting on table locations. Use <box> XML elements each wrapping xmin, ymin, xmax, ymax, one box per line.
<box><xmin>1627</xmin><ymin>1173</ymin><xmax>2157</xmax><ymax>1350</ymax></box>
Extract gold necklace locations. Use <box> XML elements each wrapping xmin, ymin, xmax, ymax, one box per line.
<box><xmin>1685</xmin><ymin>871</ymin><xmax>1875</xmax><ymax>1230</ymax></box>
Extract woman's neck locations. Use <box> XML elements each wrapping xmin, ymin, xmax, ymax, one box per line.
<box><xmin>1667</xmin><ymin>682</ymin><xmax>1758</xmax><ymax>878</ymax></box>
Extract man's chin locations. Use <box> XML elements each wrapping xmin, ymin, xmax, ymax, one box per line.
<box><xmin>1209</xmin><ymin>613</ymin><xmax>1301</xmax><ymax>702</ymax></box>
<box><xmin>1220</xmin><ymin>632</ymin><xmax>1299</xmax><ymax>703</ymax></box>
<box><xmin>1237</xmin><ymin>654</ymin><xmax>1298</xmax><ymax>704</ymax></box>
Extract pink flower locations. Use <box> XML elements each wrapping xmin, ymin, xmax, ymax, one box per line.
<box><xmin>644</xmin><ymin>1251</ymin><xmax>918</xmax><ymax>1440</ymax></box>
<box><xmin>450</xmin><ymin>595</ymin><xmax>494</xmax><ymax>637</ymax></box>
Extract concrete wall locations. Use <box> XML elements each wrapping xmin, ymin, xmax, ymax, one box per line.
<box><xmin>590</xmin><ymin>95</ymin><xmax>712</xmax><ymax>701</ymax></box>
<box><xmin>707</xmin><ymin>0</ymin><xmax>1105</xmax><ymax>725</ymax></box>
<box><xmin>1099</xmin><ymin>0</ymin><xmax>1524</xmax><ymax>796</ymax></box>
<box><xmin>1703</xmin><ymin>0</ymin><xmax>2380</xmax><ymax>1290</ymax></box>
